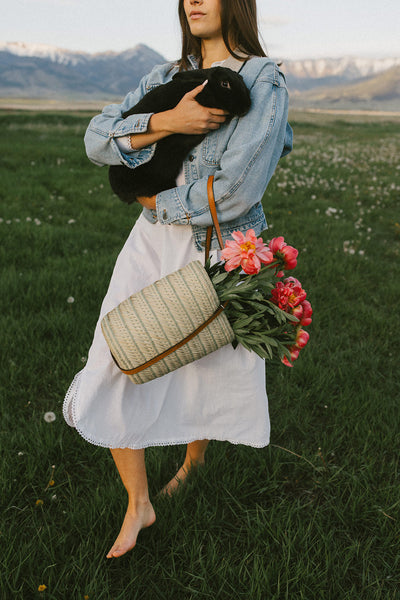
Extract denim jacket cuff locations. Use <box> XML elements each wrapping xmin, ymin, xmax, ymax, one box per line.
<box><xmin>112</xmin><ymin>113</ymin><xmax>156</xmax><ymax>168</ymax></box>
<box><xmin>114</xmin><ymin>141</ymin><xmax>157</xmax><ymax>169</ymax></box>
<box><xmin>114</xmin><ymin>112</ymin><xmax>154</xmax><ymax>136</ymax></box>
<box><xmin>156</xmin><ymin>187</ymin><xmax>191</xmax><ymax>225</ymax></box>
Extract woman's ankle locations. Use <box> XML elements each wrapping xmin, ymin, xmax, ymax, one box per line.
<box><xmin>127</xmin><ymin>495</ymin><xmax>152</xmax><ymax>510</ymax></box>
<box><xmin>183</xmin><ymin>456</ymin><xmax>205</xmax><ymax>470</ymax></box>
<box><xmin>184</xmin><ymin>440</ymin><xmax>209</xmax><ymax>467</ymax></box>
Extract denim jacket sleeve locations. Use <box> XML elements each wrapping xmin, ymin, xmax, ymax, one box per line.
<box><xmin>83</xmin><ymin>71</ymin><xmax>158</xmax><ymax>168</ymax></box>
<box><xmin>155</xmin><ymin>64</ymin><xmax>291</xmax><ymax>227</ymax></box>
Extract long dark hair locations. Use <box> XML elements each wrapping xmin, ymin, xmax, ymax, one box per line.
<box><xmin>176</xmin><ymin>0</ymin><xmax>267</xmax><ymax>71</ymax></box>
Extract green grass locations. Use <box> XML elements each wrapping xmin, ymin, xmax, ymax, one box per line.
<box><xmin>1</xmin><ymin>110</ymin><xmax>399</xmax><ymax>600</ymax></box>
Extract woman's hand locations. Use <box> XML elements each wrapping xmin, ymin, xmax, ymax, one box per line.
<box><xmin>166</xmin><ymin>82</ymin><xmax>229</xmax><ymax>135</ymax></box>
<box><xmin>137</xmin><ymin>194</ymin><xmax>157</xmax><ymax>210</ymax></box>
<box><xmin>130</xmin><ymin>82</ymin><xmax>229</xmax><ymax>151</ymax></box>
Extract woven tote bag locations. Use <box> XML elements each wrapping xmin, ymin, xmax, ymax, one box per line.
<box><xmin>101</xmin><ymin>176</ymin><xmax>235</xmax><ymax>384</ymax></box>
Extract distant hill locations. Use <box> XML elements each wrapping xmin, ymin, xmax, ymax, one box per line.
<box><xmin>0</xmin><ymin>42</ymin><xmax>399</xmax><ymax>111</ymax></box>
<box><xmin>278</xmin><ymin>56</ymin><xmax>400</xmax><ymax>91</ymax></box>
<box><xmin>0</xmin><ymin>42</ymin><xmax>167</xmax><ymax>100</ymax></box>
<box><xmin>287</xmin><ymin>65</ymin><xmax>400</xmax><ymax>111</ymax></box>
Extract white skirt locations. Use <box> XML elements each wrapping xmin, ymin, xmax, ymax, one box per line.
<box><xmin>62</xmin><ymin>212</ymin><xmax>270</xmax><ymax>449</ymax></box>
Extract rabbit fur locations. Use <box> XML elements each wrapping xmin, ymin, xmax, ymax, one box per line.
<box><xmin>108</xmin><ymin>66</ymin><xmax>251</xmax><ymax>204</ymax></box>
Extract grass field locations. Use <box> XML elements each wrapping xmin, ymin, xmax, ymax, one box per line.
<box><xmin>0</xmin><ymin>109</ymin><xmax>399</xmax><ymax>600</ymax></box>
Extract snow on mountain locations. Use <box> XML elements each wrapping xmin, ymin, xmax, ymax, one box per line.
<box><xmin>279</xmin><ymin>56</ymin><xmax>400</xmax><ymax>80</ymax></box>
<box><xmin>0</xmin><ymin>41</ymin><xmax>89</xmax><ymax>66</ymax></box>
<box><xmin>0</xmin><ymin>41</ymin><xmax>167</xmax><ymax>67</ymax></box>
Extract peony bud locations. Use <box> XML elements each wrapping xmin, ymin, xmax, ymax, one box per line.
<box><xmin>282</xmin><ymin>346</ymin><xmax>300</xmax><ymax>367</ymax></box>
<box><xmin>295</xmin><ymin>329</ymin><xmax>309</xmax><ymax>349</ymax></box>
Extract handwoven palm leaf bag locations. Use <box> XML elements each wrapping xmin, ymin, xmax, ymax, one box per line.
<box><xmin>101</xmin><ymin>259</ymin><xmax>235</xmax><ymax>384</ymax></box>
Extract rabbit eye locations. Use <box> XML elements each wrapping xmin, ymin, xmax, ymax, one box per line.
<box><xmin>220</xmin><ymin>81</ymin><xmax>231</xmax><ymax>89</ymax></box>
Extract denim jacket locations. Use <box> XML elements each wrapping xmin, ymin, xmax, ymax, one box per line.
<box><xmin>84</xmin><ymin>54</ymin><xmax>293</xmax><ymax>251</ymax></box>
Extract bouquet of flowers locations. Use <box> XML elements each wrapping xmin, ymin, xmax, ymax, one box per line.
<box><xmin>205</xmin><ymin>229</ymin><xmax>312</xmax><ymax>367</ymax></box>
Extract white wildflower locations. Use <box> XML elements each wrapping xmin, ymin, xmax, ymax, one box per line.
<box><xmin>67</xmin><ymin>219</ymin><xmax>76</xmax><ymax>224</ymax></box>
<box><xmin>34</xmin><ymin>218</ymin><xmax>41</xmax><ymax>226</ymax></box>
<box><xmin>325</xmin><ymin>207</ymin><xmax>337</xmax><ymax>217</ymax></box>
<box><xmin>44</xmin><ymin>412</ymin><xmax>56</xmax><ymax>423</ymax></box>
<box><xmin>26</xmin><ymin>217</ymin><xmax>32</xmax><ymax>222</ymax></box>
<box><xmin>67</xmin><ymin>296</ymin><xmax>75</xmax><ymax>304</ymax></box>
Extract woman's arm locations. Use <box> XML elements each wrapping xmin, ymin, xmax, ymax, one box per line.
<box><xmin>84</xmin><ymin>70</ymin><xmax>228</xmax><ymax>164</ymax></box>
<box><xmin>84</xmin><ymin>78</ymin><xmax>158</xmax><ymax>168</ymax></box>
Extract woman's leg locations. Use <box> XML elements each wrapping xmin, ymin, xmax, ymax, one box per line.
<box><xmin>159</xmin><ymin>439</ymin><xmax>210</xmax><ymax>497</ymax></box>
<box><xmin>107</xmin><ymin>447</ymin><xmax>156</xmax><ymax>559</ymax></box>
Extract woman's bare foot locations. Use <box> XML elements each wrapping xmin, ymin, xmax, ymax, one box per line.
<box><xmin>106</xmin><ymin>499</ymin><xmax>156</xmax><ymax>558</ymax></box>
<box><xmin>157</xmin><ymin>460</ymin><xmax>205</xmax><ymax>498</ymax></box>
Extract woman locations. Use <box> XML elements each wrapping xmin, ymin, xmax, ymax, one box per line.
<box><xmin>63</xmin><ymin>0</ymin><xmax>293</xmax><ymax>559</ymax></box>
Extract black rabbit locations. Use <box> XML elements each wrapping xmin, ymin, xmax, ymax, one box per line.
<box><xmin>108</xmin><ymin>66</ymin><xmax>251</xmax><ymax>204</ymax></box>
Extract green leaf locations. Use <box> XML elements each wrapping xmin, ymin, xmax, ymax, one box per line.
<box><xmin>211</xmin><ymin>271</ymin><xmax>229</xmax><ymax>285</ymax></box>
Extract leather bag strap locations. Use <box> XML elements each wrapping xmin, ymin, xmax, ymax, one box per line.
<box><xmin>205</xmin><ymin>175</ymin><xmax>224</xmax><ymax>263</ymax></box>
<box><xmin>110</xmin><ymin>175</ymin><xmax>228</xmax><ymax>378</ymax></box>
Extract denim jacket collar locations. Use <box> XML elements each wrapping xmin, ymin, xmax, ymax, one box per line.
<box><xmin>188</xmin><ymin>48</ymin><xmax>250</xmax><ymax>73</ymax></box>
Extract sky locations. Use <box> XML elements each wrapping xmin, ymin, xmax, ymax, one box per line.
<box><xmin>1</xmin><ymin>0</ymin><xmax>399</xmax><ymax>61</ymax></box>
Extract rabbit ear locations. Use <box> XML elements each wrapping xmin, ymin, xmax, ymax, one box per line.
<box><xmin>172</xmin><ymin>68</ymin><xmax>209</xmax><ymax>83</ymax></box>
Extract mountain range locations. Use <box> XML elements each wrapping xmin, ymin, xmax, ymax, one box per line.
<box><xmin>1</xmin><ymin>42</ymin><xmax>399</xmax><ymax>111</ymax></box>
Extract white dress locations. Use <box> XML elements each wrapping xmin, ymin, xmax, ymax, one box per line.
<box><xmin>62</xmin><ymin>57</ymin><xmax>270</xmax><ymax>449</ymax></box>
<box><xmin>62</xmin><ymin>206</ymin><xmax>270</xmax><ymax>449</ymax></box>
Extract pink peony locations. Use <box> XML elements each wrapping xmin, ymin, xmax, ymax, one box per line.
<box><xmin>284</xmin><ymin>277</ymin><xmax>307</xmax><ymax>307</ymax></box>
<box><xmin>271</xmin><ymin>282</ymin><xmax>292</xmax><ymax>310</ymax></box>
<box><xmin>271</xmin><ymin>277</ymin><xmax>306</xmax><ymax>311</ymax></box>
<box><xmin>268</xmin><ymin>236</ymin><xmax>298</xmax><ymax>270</ymax></box>
<box><xmin>221</xmin><ymin>229</ymin><xmax>274</xmax><ymax>275</ymax></box>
